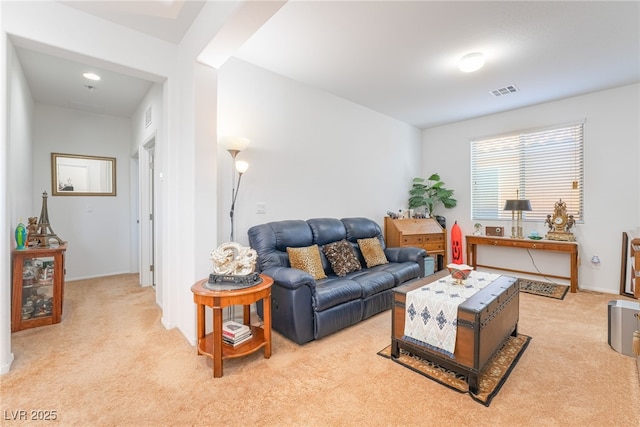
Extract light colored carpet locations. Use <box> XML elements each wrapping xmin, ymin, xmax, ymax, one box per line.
<box><xmin>2</xmin><ymin>274</ymin><xmax>639</xmax><ymax>426</ymax></box>
<box><xmin>377</xmin><ymin>334</ymin><xmax>531</xmax><ymax>406</ymax></box>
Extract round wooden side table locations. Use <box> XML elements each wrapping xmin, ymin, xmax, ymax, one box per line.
<box><xmin>191</xmin><ymin>274</ymin><xmax>273</xmax><ymax>378</ymax></box>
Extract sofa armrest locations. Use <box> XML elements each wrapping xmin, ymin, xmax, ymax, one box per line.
<box><xmin>258</xmin><ymin>266</ymin><xmax>317</xmax><ymax>344</ymax></box>
<box><xmin>261</xmin><ymin>266</ymin><xmax>317</xmax><ymax>292</ymax></box>
<box><xmin>384</xmin><ymin>247</ymin><xmax>428</xmax><ymax>276</ymax></box>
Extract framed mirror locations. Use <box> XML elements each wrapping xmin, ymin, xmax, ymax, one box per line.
<box><xmin>51</xmin><ymin>153</ymin><xmax>116</xmax><ymax>196</ymax></box>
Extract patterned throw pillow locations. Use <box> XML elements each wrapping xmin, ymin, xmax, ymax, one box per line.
<box><xmin>287</xmin><ymin>245</ymin><xmax>327</xmax><ymax>280</ymax></box>
<box><xmin>357</xmin><ymin>237</ymin><xmax>389</xmax><ymax>268</ymax></box>
<box><xmin>322</xmin><ymin>239</ymin><xmax>362</xmax><ymax>277</ymax></box>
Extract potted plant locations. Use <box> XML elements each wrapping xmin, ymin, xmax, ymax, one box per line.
<box><xmin>408</xmin><ymin>173</ymin><xmax>457</xmax><ymax>217</ymax></box>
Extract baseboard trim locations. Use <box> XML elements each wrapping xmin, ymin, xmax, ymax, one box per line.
<box><xmin>0</xmin><ymin>352</ymin><xmax>14</xmax><ymax>375</ymax></box>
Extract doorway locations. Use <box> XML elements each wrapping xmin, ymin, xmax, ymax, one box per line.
<box><xmin>138</xmin><ymin>137</ymin><xmax>156</xmax><ymax>288</ymax></box>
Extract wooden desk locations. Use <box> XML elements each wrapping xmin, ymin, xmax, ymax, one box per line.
<box><xmin>466</xmin><ymin>235</ymin><xmax>579</xmax><ymax>293</ymax></box>
<box><xmin>191</xmin><ymin>274</ymin><xmax>273</xmax><ymax>378</ymax></box>
<box><xmin>384</xmin><ymin>217</ymin><xmax>447</xmax><ymax>270</ymax></box>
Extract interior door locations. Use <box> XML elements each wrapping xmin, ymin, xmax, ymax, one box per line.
<box><xmin>138</xmin><ymin>138</ymin><xmax>155</xmax><ymax>288</ymax></box>
<box><xmin>148</xmin><ymin>145</ymin><xmax>155</xmax><ymax>286</ymax></box>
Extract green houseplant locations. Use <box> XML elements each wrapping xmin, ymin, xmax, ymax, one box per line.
<box><xmin>408</xmin><ymin>174</ymin><xmax>457</xmax><ymax>217</ymax></box>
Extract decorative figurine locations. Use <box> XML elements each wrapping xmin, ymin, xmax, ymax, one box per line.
<box><xmin>210</xmin><ymin>242</ymin><xmax>258</xmax><ymax>276</ymax></box>
<box><xmin>32</xmin><ymin>192</ymin><xmax>64</xmax><ymax>247</ymax></box>
<box><xmin>26</xmin><ymin>217</ymin><xmax>39</xmax><ymax>246</ymax></box>
<box><xmin>544</xmin><ymin>199</ymin><xmax>576</xmax><ymax>241</ymax></box>
<box><xmin>15</xmin><ymin>220</ymin><xmax>27</xmax><ymax>250</ymax></box>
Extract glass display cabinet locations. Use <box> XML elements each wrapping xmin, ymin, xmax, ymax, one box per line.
<box><xmin>11</xmin><ymin>244</ymin><xmax>67</xmax><ymax>332</ymax></box>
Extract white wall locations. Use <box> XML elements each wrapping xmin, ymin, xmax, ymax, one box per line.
<box><xmin>422</xmin><ymin>84</ymin><xmax>640</xmax><ymax>294</ymax></box>
<box><xmin>2</xmin><ymin>38</ymin><xmax>36</xmax><ymax>373</ymax></box>
<box><xmin>1</xmin><ymin>22</ymin><xmax>35</xmax><ymax>373</ymax></box>
<box><xmin>217</xmin><ymin>58</ymin><xmax>423</xmax><ymax>246</ymax></box>
<box><xmin>131</xmin><ymin>83</ymin><xmax>164</xmax><ymax>156</ymax></box>
<box><xmin>7</xmin><ymin>42</ymin><xmax>34</xmax><ymax>224</ymax></box>
<box><xmin>131</xmin><ymin>82</ymin><xmax>164</xmax><ymax>297</ymax></box>
<box><xmin>0</xmin><ymin>0</ymin><xmax>8</xmax><ymax>375</ymax></box>
<box><xmin>32</xmin><ymin>104</ymin><xmax>132</xmax><ymax>280</ymax></box>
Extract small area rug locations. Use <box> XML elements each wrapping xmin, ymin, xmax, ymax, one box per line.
<box><xmin>518</xmin><ymin>279</ymin><xmax>569</xmax><ymax>300</ymax></box>
<box><xmin>378</xmin><ymin>334</ymin><xmax>531</xmax><ymax>406</ymax></box>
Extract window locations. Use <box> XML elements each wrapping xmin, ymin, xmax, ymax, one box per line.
<box><xmin>471</xmin><ymin>123</ymin><xmax>584</xmax><ymax>222</ymax></box>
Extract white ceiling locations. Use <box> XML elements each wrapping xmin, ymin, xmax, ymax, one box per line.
<box><xmin>14</xmin><ymin>1</ymin><xmax>640</xmax><ymax>127</ymax></box>
<box><xmin>60</xmin><ymin>0</ymin><xmax>207</xmax><ymax>44</ymax></box>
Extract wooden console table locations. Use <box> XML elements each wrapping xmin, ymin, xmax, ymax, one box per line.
<box><xmin>466</xmin><ymin>235</ymin><xmax>579</xmax><ymax>293</ymax></box>
<box><xmin>191</xmin><ymin>274</ymin><xmax>273</xmax><ymax>378</ymax></box>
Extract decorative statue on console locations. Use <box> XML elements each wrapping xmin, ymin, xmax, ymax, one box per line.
<box><xmin>210</xmin><ymin>242</ymin><xmax>257</xmax><ymax>276</ymax></box>
<box><xmin>26</xmin><ymin>217</ymin><xmax>39</xmax><ymax>246</ymax></box>
<box><xmin>544</xmin><ymin>199</ymin><xmax>576</xmax><ymax>241</ymax></box>
<box><xmin>207</xmin><ymin>242</ymin><xmax>261</xmax><ymax>287</ymax></box>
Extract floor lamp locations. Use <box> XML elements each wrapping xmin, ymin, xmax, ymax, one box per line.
<box><xmin>220</xmin><ymin>136</ymin><xmax>250</xmax><ymax>242</ymax></box>
<box><xmin>503</xmin><ymin>197</ymin><xmax>532</xmax><ymax>239</ymax></box>
<box><xmin>230</xmin><ymin>160</ymin><xmax>249</xmax><ymax>241</ymax></box>
<box><xmin>219</xmin><ymin>136</ymin><xmax>250</xmax><ymax>322</ymax></box>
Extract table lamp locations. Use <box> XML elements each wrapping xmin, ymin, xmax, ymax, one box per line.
<box><xmin>503</xmin><ymin>198</ymin><xmax>532</xmax><ymax>239</ymax></box>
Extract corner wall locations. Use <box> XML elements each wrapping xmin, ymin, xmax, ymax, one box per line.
<box><xmin>217</xmin><ymin>58</ymin><xmax>423</xmax><ymax>245</ymax></box>
<box><xmin>1</xmin><ymin>0</ymin><xmax>13</xmax><ymax>374</ymax></box>
<box><xmin>32</xmin><ymin>104</ymin><xmax>132</xmax><ymax>280</ymax></box>
<box><xmin>422</xmin><ymin>84</ymin><xmax>640</xmax><ymax>294</ymax></box>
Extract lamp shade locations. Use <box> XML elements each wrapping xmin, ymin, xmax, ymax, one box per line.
<box><xmin>503</xmin><ymin>199</ymin><xmax>532</xmax><ymax>211</ymax></box>
<box><xmin>235</xmin><ymin>160</ymin><xmax>249</xmax><ymax>174</ymax></box>
<box><xmin>219</xmin><ymin>136</ymin><xmax>250</xmax><ymax>152</ymax></box>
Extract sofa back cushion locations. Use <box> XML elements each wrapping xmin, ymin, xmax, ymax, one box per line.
<box><xmin>248</xmin><ymin>220</ymin><xmax>314</xmax><ymax>271</ymax></box>
<box><xmin>308</xmin><ymin>218</ymin><xmax>347</xmax><ymax>245</ymax></box>
<box><xmin>341</xmin><ymin>217</ymin><xmax>385</xmax><ymax>247</ymax></box>
<box><xmin>248</xmin><ymin>217</ymin><xmax>386</xmax><ymax>274</ymax></box>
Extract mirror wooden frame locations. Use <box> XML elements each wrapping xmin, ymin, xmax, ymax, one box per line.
<box><xmin>51</xmin><ymin>153</ymin><xmax>116</xmax><ymax>196</ymax></box>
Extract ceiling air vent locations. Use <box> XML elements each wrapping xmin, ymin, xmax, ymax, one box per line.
<box><xmin>490</xmin><ymin>85</ymin><xmax>518</xmax><ymax>97</ymax></box>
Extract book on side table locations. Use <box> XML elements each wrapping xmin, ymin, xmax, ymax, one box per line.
<box><xmin>222</xmin><ymin>320</ymin><xmax>253</xmax><ymax>346</ymax></box>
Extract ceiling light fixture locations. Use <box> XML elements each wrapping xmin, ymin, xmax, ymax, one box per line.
<box><xmin>83</xmin><ymin>72</ymin><xmax>101</xmax><ymax>81</ymax></box>
<box><xmin>458</xmin><ymin>52</ymin><xmax>485</xmax><ymax>73</ymax></box>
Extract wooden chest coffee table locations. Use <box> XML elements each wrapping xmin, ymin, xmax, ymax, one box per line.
<box><xmin>391</xmin><ymin>270</ymin><xmax>519</xmax><ymax>393</ymax></box>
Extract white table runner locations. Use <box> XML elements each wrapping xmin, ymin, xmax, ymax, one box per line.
<box><xmin>403</xmin><ymin>271</ymin><xmax>500</xmax><ymax>358</ymax></box>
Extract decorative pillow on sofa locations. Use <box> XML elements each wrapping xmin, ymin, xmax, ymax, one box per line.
<box><xmin>287</xmin><ymin>245</ymin><xmax>327</xmax><ymax>280</ymax></box>
<box><xmin>357</xmin><ymin>237</ymin><xmax>389</xmax><ymax>268</ymax></box>
<box><xmin>322</xmin><ymin>239</ymin><xmax>362</xmax><ymax>277</ymax></box>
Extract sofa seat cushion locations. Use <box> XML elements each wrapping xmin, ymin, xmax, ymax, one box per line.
<box><xmin>346</xmin><ymin>270</ymin><xmax>396</xmax><ymax>298</ymax></box>
<box><xmin>369</xmin><ymin>262</ymin><xmax>420</xmax><ymax>286</ymax></box>
<box><xmin>314</xmin><ymin>278</ymin><xmax>362</xmax><ymax>311</ymax></box>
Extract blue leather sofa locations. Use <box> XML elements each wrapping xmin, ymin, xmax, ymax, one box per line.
<box><xmin>248</xmin><ymin>217</ymin><xmax>427</xmax><ymax>344</ymax></box>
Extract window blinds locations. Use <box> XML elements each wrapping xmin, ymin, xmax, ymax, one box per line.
<box><xmin>471</xmin><ymin>123</ymin><xmax>584</xmax><ymax>222</ymax></box>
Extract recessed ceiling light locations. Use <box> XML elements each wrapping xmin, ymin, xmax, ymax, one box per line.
<box><xmin>458</xmin><ymin>52</ymin><xmax>485</xmax><ymax>73</ymax></box>
<box><xmin>83</xmin><ymin>72</ymin><xmax>101</xmax><ymax>81</ymax></box>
